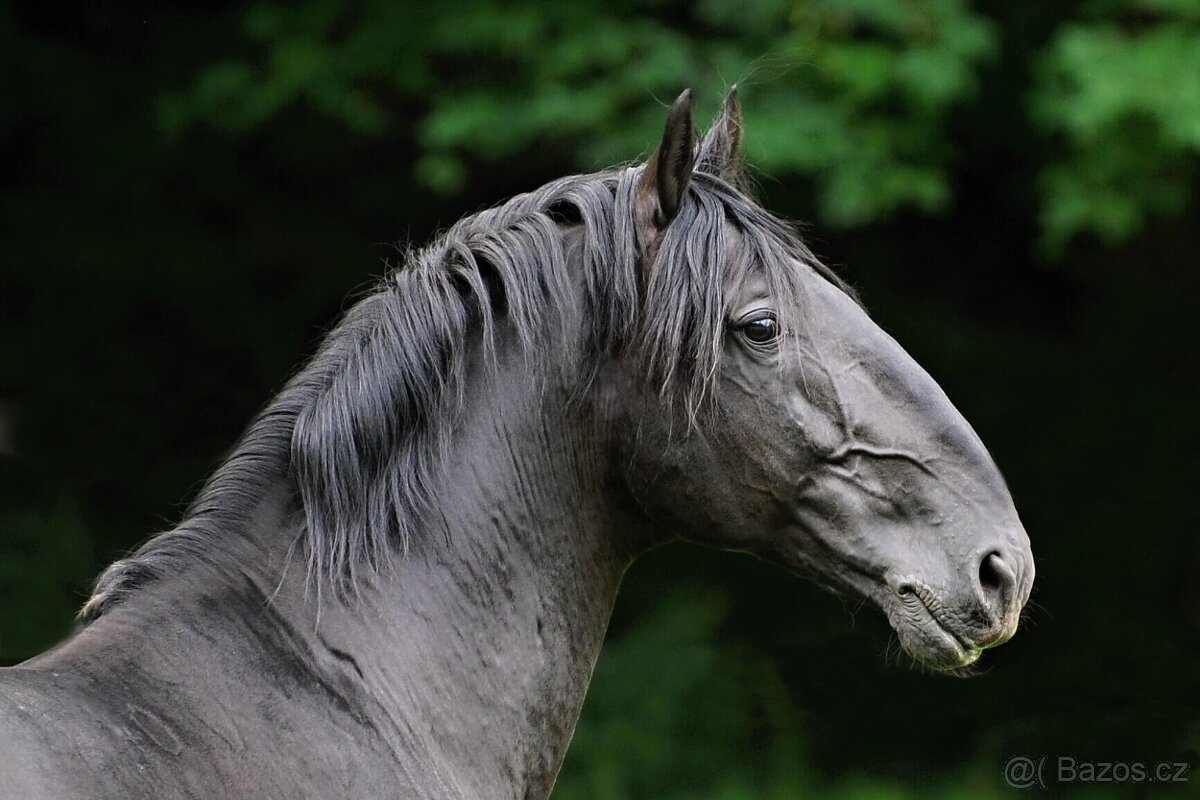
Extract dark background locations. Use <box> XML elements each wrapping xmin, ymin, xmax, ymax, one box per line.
<box><xmin>1</xmin><ymin>1</ymin><xmax>1197</xmax><ymax>797</ymax></box>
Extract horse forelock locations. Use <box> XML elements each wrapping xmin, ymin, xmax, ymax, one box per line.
<box><xmin>81</xmin><ymin>163</ymin><xmax>857</xmax><ymax>620</ymax></box>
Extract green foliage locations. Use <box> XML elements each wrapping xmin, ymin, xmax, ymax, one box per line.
<box><xmin>0</xmin><ymin>503</ymin><xmax>92</xmax><ymax>657</ymax></box>
<box><xmin>1033</xmin><ymin>0</ymin><xmax>1200</xmax><ymax>253</ymax></box>
<box><xmin>160</xmin><ymin>0</ymin><xmax>1200</xmax><ymax>249</ymax></box>
<box><xmin>160</xmin><ymin>0</ymin><xmax>997</xmax><ymax>225</ymax></box>
<box><xmin>552</xmin><ymin>592</ymin><xmax>808</xmax><ymax>799</ymax></box>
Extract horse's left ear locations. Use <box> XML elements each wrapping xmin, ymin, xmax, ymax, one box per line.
<box><xmin>636</xmin><ymin>89</ymin><xmax>695</xmax><ymax>262</ymax></box>
<box><xmin>697</xmin><ymin>85</ymin><xmax>744</xmax><ymax>185</ymax></box>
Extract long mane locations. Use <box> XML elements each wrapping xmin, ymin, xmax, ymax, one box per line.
<box><xmin>81</xmin><ymin>161</ymin><xmax>855</xmax><ymax>621</ymax></box>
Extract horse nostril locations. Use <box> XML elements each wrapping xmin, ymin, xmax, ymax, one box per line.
<box><xmin>978</xmin><ymin>550</ymin><xmax>1015</xmax><ymax>616</ymax></box>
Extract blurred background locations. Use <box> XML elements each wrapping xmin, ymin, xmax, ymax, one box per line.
<box><xmin>1</xmin><ymin>0</ymin><xmax>1197</xmax><ymax>797</ymax></box>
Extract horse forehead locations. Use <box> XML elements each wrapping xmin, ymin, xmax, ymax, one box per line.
<box><xmin>726</xmin><ymin>256</ymin><xmax>827</xmax><ymax>314</ymax></box>
<box><xmin>728</xmin><ymin>270</ymin><xmax>772</xmax><ymax>310</ymax></box>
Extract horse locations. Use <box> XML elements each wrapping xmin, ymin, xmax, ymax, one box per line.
<box><xmin>0</xmin><ymin>88</ymin><xmax>1033</xmax><ymax>799</ymax></box>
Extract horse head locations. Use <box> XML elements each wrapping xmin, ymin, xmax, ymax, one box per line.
<box><xmin>619</xmin><ymin>89</ymin><xmax>1034</xmax><ymax>671</ymax></box>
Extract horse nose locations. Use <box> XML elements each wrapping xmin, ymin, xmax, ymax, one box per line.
<box><xmin>974</xmin><ymin>549</ymin><xmax>1020</xmax><ymax>643</ymax></box>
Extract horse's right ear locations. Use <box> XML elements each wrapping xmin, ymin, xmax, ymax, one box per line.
<box><xmin>697</xmin><ymin>85</ymin><xmax>746</xmax><ymax>187</ymax></box>
<box><xmin>636</xmin><ymin>89</ymin><xmax>694</xmax><ymax>263</ymax></box>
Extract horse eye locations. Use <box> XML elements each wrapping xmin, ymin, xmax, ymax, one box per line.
<box><xmin>741</xmin><ymin>315</ymin><xmax>779</xmax><ymax>344</ymax></box>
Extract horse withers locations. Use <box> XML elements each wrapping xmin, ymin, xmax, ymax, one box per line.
<box><xmin>0</xmin><ymin>89</ymin><xmax>1033</xmax><ymax>799</ymax></box>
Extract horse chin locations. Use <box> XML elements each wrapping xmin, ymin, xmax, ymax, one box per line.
<box><xmin>884</xmin><ymin>599</ymin><xmax>984</xmax><ymax>674</ymax></box>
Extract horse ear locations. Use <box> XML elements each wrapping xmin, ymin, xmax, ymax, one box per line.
<box><xmin>636</xmin><ymin>89</ymin><xmax>695</xmax><ymax>260</ymax></box>
<box><xmin>697</xmin><ymin>85</ymin><xmax>744</xmax><ymax>186</ymax></box>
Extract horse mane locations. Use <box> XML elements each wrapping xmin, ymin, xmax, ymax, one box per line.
<box><xmin>80</xmin><ymin>155</ymin><xmax>856</xmax><ymax>622</ymax></box>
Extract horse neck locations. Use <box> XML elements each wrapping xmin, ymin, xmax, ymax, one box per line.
<box><xmin>33</xmin><ymin>330</ymin><xmax>645</xmax><ymax>798</ymax></box>
<box><xmin>265</xmin><ymin>347</ymin><xmax>641</xmax><ymax>797</ymax></box>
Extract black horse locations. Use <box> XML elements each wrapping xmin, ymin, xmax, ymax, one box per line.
<box><xmin>0</xmin><ymin>89</ymin><xmax>1033</xmax><ymax>799</ymax></box>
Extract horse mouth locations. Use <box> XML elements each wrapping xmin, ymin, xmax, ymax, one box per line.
<box><xmin>887</xmin><ymin>583</ymin><xmax>983</xmax><ymax>673</ymax></box>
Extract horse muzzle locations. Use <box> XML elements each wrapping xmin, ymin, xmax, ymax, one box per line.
<box><xmin>882</xmin><ymin>544</ymin><xmax>1033</xmax><ymax>671</ymax></box>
